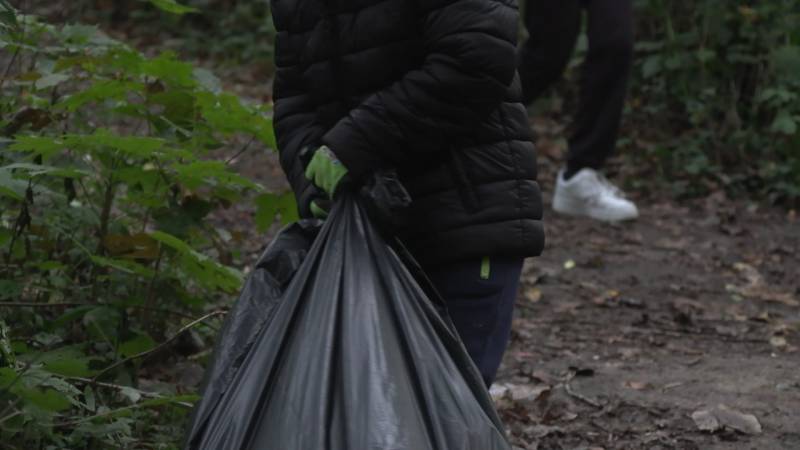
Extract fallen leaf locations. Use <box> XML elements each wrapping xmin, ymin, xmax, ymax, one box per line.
<box><xmin>509</xmin><ymin>384</ymin><xmax>550</xmax><ymax>403</ymax></box>
<box><xmin>715</xmin><ymin>404</ymin><xmax>762</xmax><ymax>435</ymax></box>
<box><xmin>525</xmin><ymin>287</ymin><xmax>542</xmax><ymax>303</ymax></box>
<box><xmin>770</xmin><ymin>336</ymin><xmax>788</xmax><ymax>348</ymax></box>
<box><xmin>692</xmin><ymin>405</ymin><xmax>762</xmax><ymax>435</ymax></box>
<box><xmin>490</xmin><ymin>382</ymin><xmax>550</xmax><ymax>407</ymax></box>
<box><xmin>729</xmin><ymin>263</ymin><xmax>800</xmax><ymax>306</ymax></box>
<box><xmin>623</xmin><ymin>380</ymin><xmax>650</xmax><ymax>391</ymax></box>
<box><xmin>692</xmin><ymin>409</ymin><xmax>721</xmax><ymax>432</ymax></box>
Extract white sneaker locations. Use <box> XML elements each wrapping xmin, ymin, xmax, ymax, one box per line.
<box><xmin>552</xmin><ymin>168</ymin><xmax>639</xmax><ymax>222</ymax></box>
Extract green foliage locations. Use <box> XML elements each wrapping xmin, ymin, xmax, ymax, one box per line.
<box><xmin>627</xmin><ymin>0</ymin><xmax>800</xmax><ymax>203</ymax></box>
<box><xmin>41</xmin><ymin>0</ymin><xmax>276</xmax><ymax>65</ymax></box>
<box><xmin>0</xmin><ymin>3</ymin><xmax>293</xmax><ymax>447</ymax></box>
<box><xmin>147</xmin><ymin>0</ymin><xmax>199</xmax><ymax>15</ymax></box>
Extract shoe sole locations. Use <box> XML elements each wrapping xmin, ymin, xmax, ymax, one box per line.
<box><xmin>553</xmin><ymin>197</ymin><xmax>638</xmax><ymax>222</ymax></box>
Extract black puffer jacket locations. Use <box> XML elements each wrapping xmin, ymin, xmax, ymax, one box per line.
<box><xmin>271</xmin><ymin>0</ymin><xmax>544</xmax><ymax>266</ymax></box>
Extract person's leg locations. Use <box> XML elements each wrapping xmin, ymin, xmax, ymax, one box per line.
<box><xmin>426</xmin><ymin>258</ymin><xmax>524</xmax><ymax>387</ymax></box>
<box><xmin>518</xmin><ymin>0</ymin><xmax>583</xmax><ymax>105</ymax></box>
<box><xmin>566</xmin><ymin>0</ymin><xmax>634</xmax><ymax>176</ymax></box>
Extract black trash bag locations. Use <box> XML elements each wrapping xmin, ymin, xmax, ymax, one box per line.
<box><xmin>185</xmin><ymin>219</ymin><xmax>322</xmax><ymax>441</ymax></box>
<box><xmin>185</xmin><ymin>189</ymin><xmax>510</xmax><ymax>449</ymax></box>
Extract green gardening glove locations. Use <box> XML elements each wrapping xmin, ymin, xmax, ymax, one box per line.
<box><xmin>305</xmin><ymin>146</ymin><xmax>349</xmax><ymax>197</ymax></box>
<box><xmin>309</xmin><ymin>200</ymin><xmax>329</xmax><ymax>219</ymax></box>
<box><xmin>305</xmin><ymin>145</ymin><xmax>349</xmax><ymax>218</ymax></box>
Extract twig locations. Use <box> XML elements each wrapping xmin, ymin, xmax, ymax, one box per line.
<box><xmin>92</xmin><ymin>310</ymin><xmax>226</xmax><ymax>382</ymax></box>
<box><xmin>225</xmin><ymin>135</ymin><xmax>256</xmax><ymax>165</ymax></box>
<box><xmin>53</xmin><ymin>396</ymin><xmax>194</xmax><ymax>428</ymax></box>
<box><xmin>0</xmin><ymin>409</ymin><xmax>22</xmax><ymax>427</ymax></box>
<box><xmin>65</xmin><ymin>376</ymin><xmax>172</xmax><ymax>400</ymax></box>
<box><xmin>0</xmin><ymin>47</ymin><xmax>19</xmax><ymax>92</ymax></box>
<box><xmin>141</xmin><ymin>248</ymin><xmax>164</xmax><ymax>326</ymax></box>
<box><xmin>0</xmin><ymin>302</ymin><xmax>222</xmax><ymax>325</ymax></box>
<box><xmin>90</xmin><ymin>173</ymin><xmax>118</xmax><ymax>301</ymax></box>
<box><xmin>0</xmin><ymin>301</ymin><xmax>88</xmax><ymax>308</ymax></box>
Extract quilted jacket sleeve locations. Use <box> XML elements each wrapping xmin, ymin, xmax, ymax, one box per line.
<box><xmin>322</xmin><ymin>0</ymin><xmax>520</xmax><ymax>178</ymax></box>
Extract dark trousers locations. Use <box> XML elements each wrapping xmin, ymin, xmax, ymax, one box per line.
<box><xmin>518</xmin><ymin>0</ymin><xmax>634</xmax><ymax>171</ymax></box>
<box><xmin>426</xmin><ymin>258</ymin><xmax>524</xmax><ymax>387</ymax></box>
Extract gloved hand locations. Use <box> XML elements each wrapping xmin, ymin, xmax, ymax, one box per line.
<box><xmin>305</xmin><ymin>145</ymin><xmax>349</xmax><ymax>218</ymax></box>
<box><xmin>309</xmin><ymin>199</ymin><xmax>330</xmax><ymax>219</ymax></box>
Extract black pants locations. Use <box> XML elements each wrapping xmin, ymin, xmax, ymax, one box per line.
<box><xmin>426</xmin><ymin>258</ymin><xmax>524</xmax><ymax>387</ymax></box>
<box><xmin>519</xmin><ymin>0</ymin><xmax>634</xmax><ymax>171</ymax></box>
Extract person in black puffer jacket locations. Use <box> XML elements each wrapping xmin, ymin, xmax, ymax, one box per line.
<box><xmin>271</xmin><ymin>0</ymin><xmax>544</xmax><ymax>386</ymax></box>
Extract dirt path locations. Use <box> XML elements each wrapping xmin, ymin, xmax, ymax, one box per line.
<box><xmin>496</xmin><ymin>154</ymin><xmax>800</xmax><ymax>449</ymax></box>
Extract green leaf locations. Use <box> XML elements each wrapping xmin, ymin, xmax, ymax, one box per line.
<box><xmin>2</xmin><ymin>163</ymin><xmax>88</xmax><ymax>179</ymax></box>
<box><xmin>32</xmin><ymin>260</ymin><xmax>66</xmax><ymax>271</ymax></box>
<box><xmin>642</xmin><ymin>55</ymin><xmax>662</xmax><ymax>79</ymax></box>
<box><xmin>149</xmin><ymin>230</ymin><xmax>195</xmax><ymax>255</ymax></box>
<box><xmin>146</xmin><ymin>0</ymin><xmax>199</xmax><ymax>15</ymax></box>
<box><xmin>172</xmin><ymin>160</ymin><xmax>260</xmax><ymax>191</ymax></box>
<box><xmin>50</xmin><ymin>305</ymin><xmax>95</xmax><ymax>330</ymax></box>
<box><xmin>0</xmin><ymin>167</ymin><xmax>26</xmax><ymax>200</ymax></box>
<box><xmin>195</xmin><ymin>92</ymin><xmax>276</xmax><ymax>149</ymax></box>
<box><xmin>117</xmin><ymin>334</ymin><xmax>156</xmax><ymax>359</ymax></box>
<box><xmin>255</xmin><ymin>191</ymin><xmax>299</xmax><ymax>232</ymax></box>
<box><xmin>771</xmin><ymin>110</ymin><xmax>797</xmax><ymax>135</ymax></box>
<box><xmin>149</xmin><ymin>90</ymin><xmax>197</xmax><ymax>130</ymax></box>
<box><xmin>32</xmin><ymin>346</ymin><xmax>96</xmax><ymax>377</ymax></box>
<box><xmin>82</xmin><ymin>306</ymin><xmax>122</xmax><ymax>344</ymax></box>
<box><xmin>44</xmin><ymin>358</ymin><xmax>95</xmax><ymax>378</ymax></box>
<box><xmin>141</xmin><ymin>52</ymin><xmax>196</xmax><ymax>88</ymax></box>
<box><xmin>0</xmin><ymin>0</ymin><xmax>19</xmax><ymax>30</ymax></box>
<box><xmin>65</xmin><ymin>129</ymin><xmax>170</xmax><ymax>159</ymax></box>
<box><xmin>0</xmin><ymin>227</ymin><xmax>11</xmax><ymax>247</ymax></box>
<box><xmin>150</xmin><ymin>231</ymin><xmax>243</xmax><ymax>292</ymax></box>
<box><xmin>60</xmin><ymin>23</ymin><xmax>118</xmax><ymax>48</ymax></box>
<box><xmin>58</xmin><ymin>80</ymin><xmax>145</xmax><ymax>112</ymax></box>
<box><xmin>8</xmin><ymin>135</ymin><xmax>64</xmax><ymax>159</ymax></box>
<box><xmin>34</xmin><ymin>73</ymin><xmax>69</xmax><ymax>90</ymax></box>
<box><xmin>0</xmin><ymin>367</ymin><xmax>17</xmax><ymax>389</ymax></box>
<box><xmin>771</xmin><ymin>45</ymin><xmax>800</xmax><ymax>80</ymax></box>
<box><xmin>696</xmin><ymin>49</ymin><xmax>715</xmax><ymax>63</ymax></box>
<box><xmin>90</xmin><ymin>255</ymin><xmax>156</xmax><ymax>278</ymax></box>
<box><xmin>0</xmin><ymin>281</ymin><xmax>22</xmax><ymax>301</ymax></box>
<box><xmin>17</xmin><ymin>386</ymin><xmax>71</xmax><ymax>412</ymax></box>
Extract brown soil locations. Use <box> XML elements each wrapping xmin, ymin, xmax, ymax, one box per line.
<box><xmin>495</xmin><ymin>126</ymin><xmax>800</xmax><ymax>449</ymax></box>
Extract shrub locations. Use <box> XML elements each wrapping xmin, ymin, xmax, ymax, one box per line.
<box><xmin>0</xmin><ymin>1</ymin><xmax>293</xmax><ymax>447</ymax></box>
<box><xmin>628</xmin><ymin>0</ymin><xmax>800</xmax><ymax>202</ymax></box>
